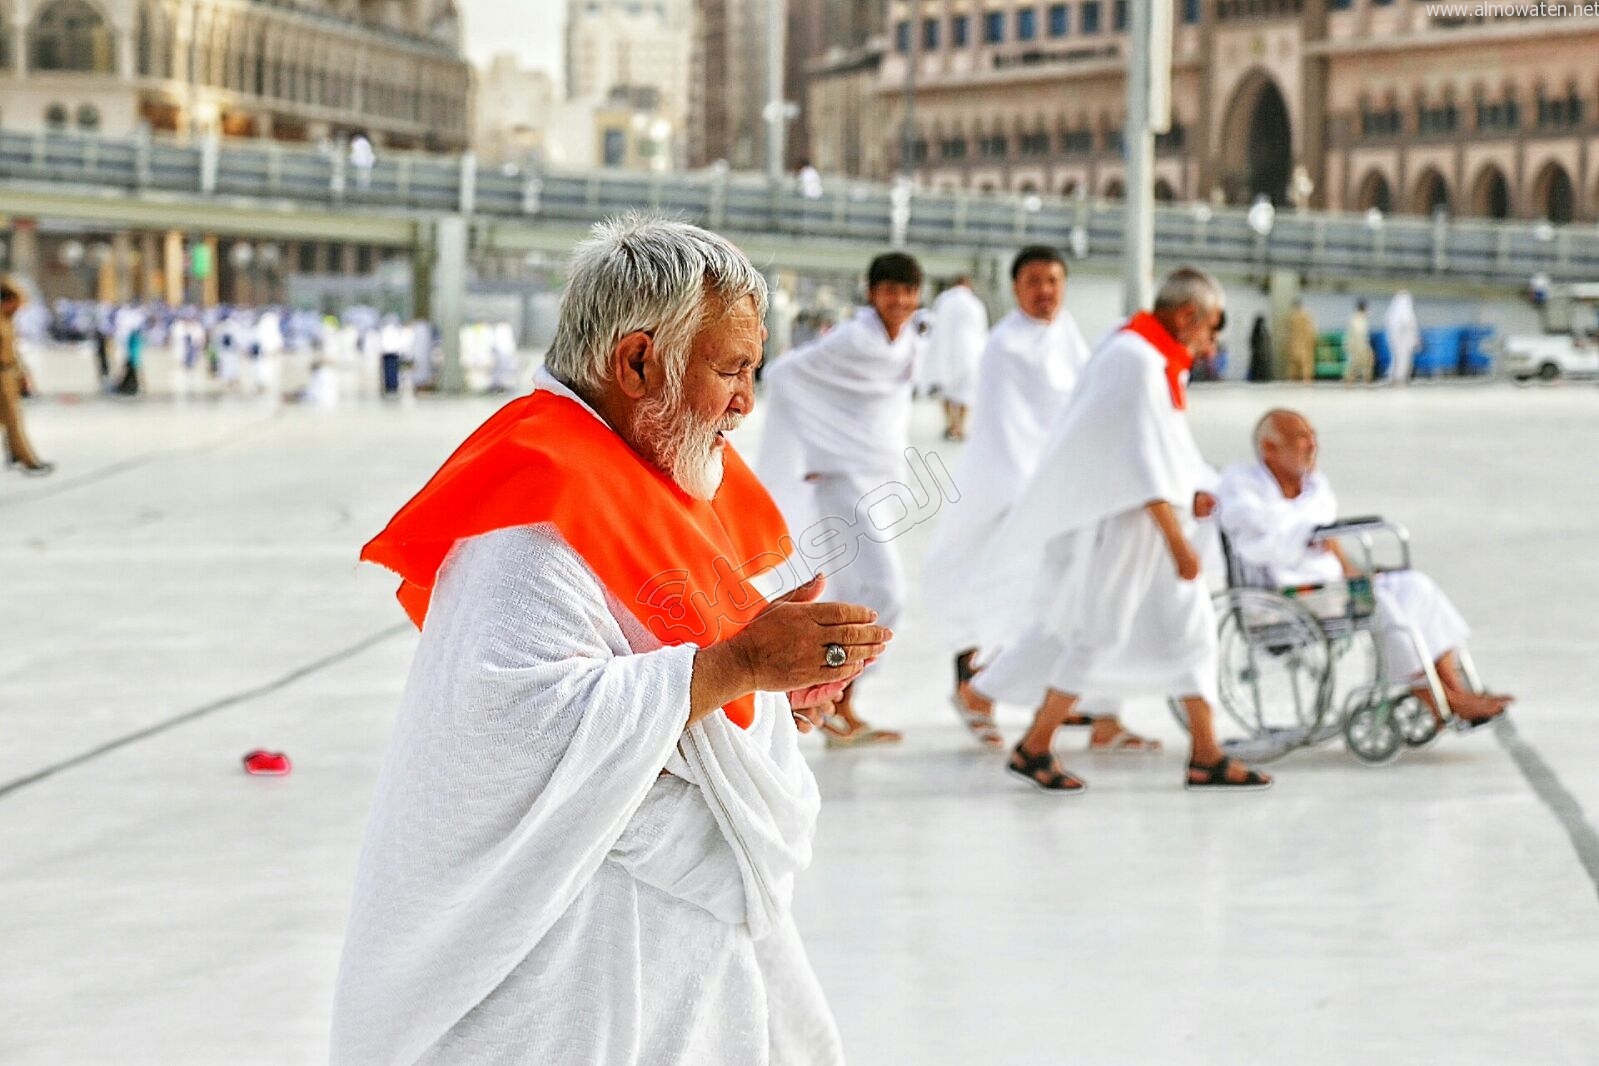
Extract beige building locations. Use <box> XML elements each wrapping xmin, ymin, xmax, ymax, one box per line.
<box><xmin>474</xmin><ymin>54</ymin><xmax>556</xmax><ymax>166</ymax></box>
<box><xmin>851</xmin><ymin>0</ymin><xmax>1599</xmax><ymax>222</ymax></box>
<box><xmin>0</xmin><ymin>0</ymin><xmax>472</xmax><ymax>149</ymax></box>
<box><xmin>567</xmin><ymin>0</ymin><xmax>691</xmax><ymax>167</ymax></box>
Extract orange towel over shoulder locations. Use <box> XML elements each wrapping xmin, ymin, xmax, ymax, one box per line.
<box><xmin>360</xmin><ymin>389</ymin><xmax>791</xmax><ymax>729</ymax></box>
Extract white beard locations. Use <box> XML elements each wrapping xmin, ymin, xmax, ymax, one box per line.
<box><xmin>636</xmin><ymin>396</ymin><xmax>741</xmax><ymax>501</ymax></box>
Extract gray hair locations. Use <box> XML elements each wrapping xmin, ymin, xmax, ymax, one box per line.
<box><xmin>1252</xmin><ymin>407</ymin><xmax>1300</xmax><ymax>457</ymax></box>
<box><xmin>545</xmin><ymin>213</ymin><xmax>769</xmax><ymax>398</ymax></box>
<box><xmin>1153</xmin><ymin>266</ymin><xmax>1225</xmax><ymax>316</ymax></box>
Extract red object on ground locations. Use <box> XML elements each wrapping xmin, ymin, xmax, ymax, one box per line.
<box><xmin>242</xmin><ymin>750</ymin><xmax>292</xmax><ymax>775</ymax></box>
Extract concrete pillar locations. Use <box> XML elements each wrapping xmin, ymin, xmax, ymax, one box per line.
<box><xmin>164</xmin><ymin>230</ymin><xmax>185</xmax><ymax>306</ymax></box>
<box><xmin>202</xmin><ymin>234</ymin><xmax>220</xmax><ymax>307</ymax></box>
<box><xmin>140</xmin><ymin>232</ymin><xmax>160</xmax><ymax>299</ymax></box>
<box><xmin>112</xmin><ymin>231</ymin><xmax>135</xmax><ymax>302</ymax></box>
<box><xmin>9</xmin><ymin>220</ymin><xmax>41</xmax><ymax>280</ymax></box>
<box><xmin>433</xmin><ymin>215</ymin><xmax>468</xmax><ymax>393</ymax></box>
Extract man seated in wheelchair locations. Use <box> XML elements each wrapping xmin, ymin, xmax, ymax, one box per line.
<box><xmin>1215</xmin><ymin>409</ymin><xmax>1512</xmax><ymax>728</ymax></box>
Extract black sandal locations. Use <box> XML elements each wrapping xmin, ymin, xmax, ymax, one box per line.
<box><xmin>1185</xmin><ymin>756</ymin><xmax>1272</xmax><ymax>792</ymax></box>
<box><xmin>1007</xmin><ymin>744</ymin><xmax>1087</xmax><ymax>795</ymax></box>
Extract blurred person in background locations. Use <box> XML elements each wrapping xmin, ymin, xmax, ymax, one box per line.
<box><xmin>757</xmin><ymin>252</ymin><xmax>924</xmax><ymax>747</ymax></box>
<box><xmin>925</xmin><ymin>275</ymin><xmax>989</xmax><ymax>442</ymax></box>
<box><xmin>0</xmin><ymin>277</ymin><xmax>53</xmax><ymax>476</ymax></box>
<box><xmin>1344</xmin><ymin>299</ymin><xmax>1374</xmax><ymax>384</ymax></box>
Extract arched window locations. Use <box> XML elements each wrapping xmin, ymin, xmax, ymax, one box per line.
<box><xmin>76</xmin><ymin>103</ymin><xmax>100</xmax><ymax>130</ymax></box>
<box><xmin>31</xmin><ymin>0</ymin><xmax>116</xmax><ymax>73</ymax></box>
<box><xmin>45</xmin><ymin>103</ymin><xmax>70</xmax><ymax>129</ymax></box>
<box><xmin>1153</xmin><ymin>178</ymin><xmax>1177</xmax><ymax>202</ymax></box>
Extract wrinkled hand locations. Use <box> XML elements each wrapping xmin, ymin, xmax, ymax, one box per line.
<box><xmin>1193</xmin><ymin>491</ymin><xmax>1218</xmax><ymax>519</ymax></box>
<box><xmin>690</xmin><ymin>574</ymin><xmax>893</xmax><ymax>725</ymax></box>
<box><xmin>1171</xmin><ymin>538</ymin><xmax>1202</xmax><ymax>581</ymax></box>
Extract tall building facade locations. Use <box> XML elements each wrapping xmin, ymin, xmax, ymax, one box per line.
<box><xmin>688</xmin><ymin>0</ymin><xmax>766</xmax><ymax>168</ymax></box>
<box><xmin>840</xmin><ymin>0</ymin><xmax>1599</xmax><ymax>222</ymax></box>
<box><xmin>566</xmin><ymin>0</ymin><xmax>692</xmax><ymax>167</ymax></box>
<box><xmin>0</xmin><ymin>0</ymin><xmax>472</xmax><ymax>149</ymax></box>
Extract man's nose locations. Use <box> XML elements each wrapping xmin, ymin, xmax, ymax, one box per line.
<box><xmin>729</xmin><ymin>377</ymin><xmax>755</xmax><ymax>416</ymax></box>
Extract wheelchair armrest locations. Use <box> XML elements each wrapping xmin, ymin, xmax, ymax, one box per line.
<box><xmin>1308</xmin><ymin>517</ymin><xmax>1413</xmax><ymax>574</ymax></box>
<box><xmin>1313</xmin><ymin>515</ymin><xmax>1383</xmax><ymax>533</ymax></box>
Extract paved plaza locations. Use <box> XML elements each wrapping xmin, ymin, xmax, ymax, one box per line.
<box><xmin>2</xmin><ymin>369</ymin><xmax>1597</xmax><ymax>1064</ymax></box>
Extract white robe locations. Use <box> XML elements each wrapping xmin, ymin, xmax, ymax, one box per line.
<box><xmin>924</xmin><ymin>286</ymin><xmax>990</xmax><ymax>406</ymax></box>
<box><xmin>756</xmin><ymin>307</ymin><xmax>916</xmax><ymax>626</ymax></box>
<box><xmin>1215</xmin><ymin>460</ymin><xmax>1471</xmax><ymax>682</ymax></box>
<box><xmin>923</xmin><ymin>307</ymin><xmax>1091</xmax><ymax>651</ymax></box>
<box><xmin>1384</xmin><ymin>292</ymin><xmax>1420</xmax><ymax>383</ymax></box>
<box><xmin>333</xmin><ymin>468</ymin><xmax>840</xmax><ymax>1062</ymax></box>
<box><xmin>972</xmin><ymin>326</ymin><xmax>1218</xmax><ymax>704</ymax></box>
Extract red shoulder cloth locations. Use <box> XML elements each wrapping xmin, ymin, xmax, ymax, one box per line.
<box><xmin>360</xmin><ymin>389</ymin><xmax>791</xmax><ymax>729</ymax></box>
<box><xmin>1122</xmin><ymin>311</ymin><xmax>1194</xmax><ymax>411</ymax></box>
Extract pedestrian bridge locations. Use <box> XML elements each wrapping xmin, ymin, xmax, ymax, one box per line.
<box><xmin>2</xmin><ymin>129</ymin><xmax>1597</xmax><ymax>288</ymax></box>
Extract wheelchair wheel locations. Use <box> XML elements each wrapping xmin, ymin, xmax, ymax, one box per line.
<box><xmin>1392</xmin><ymin>694</ymin><xmax>1441</xmax><ymax>748</ymax></box>
<box><xmin>1205</xmin><ymin>588</ymin><xmax>1334</xmax><ymax>763</ymax></box>
<box><xmin>1344</xmin><ymin>698</ymin><xmax>1403</xmax><ymax>766</ymax></box>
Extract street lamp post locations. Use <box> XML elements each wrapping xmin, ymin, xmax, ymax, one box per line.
<box><xmin>1122</xmin><ymin>0</ymin><xmax>1173</xmax><ymax>315</ymax></box>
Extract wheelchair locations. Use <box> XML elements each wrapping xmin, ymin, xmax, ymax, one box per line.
<box><xmin>1186</xmin><ymin>517</ymin><xmax>1487</xmax><ymax>766</ymax></box>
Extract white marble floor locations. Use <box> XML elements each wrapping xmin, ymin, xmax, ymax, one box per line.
<box><xmin>2</xmin><ymin>369</ymin><xmax>1597</xmax><ymax>1064</ymax></box>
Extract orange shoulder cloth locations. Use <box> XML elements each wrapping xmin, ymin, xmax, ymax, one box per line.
<box><xmin>360</xmin><ymin>389</ymin><xmax>791</xmax><ymax>728</ymax></box>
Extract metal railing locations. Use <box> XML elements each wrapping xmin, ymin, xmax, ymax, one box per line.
<box><xmin>3</xmin><ymin>128</ymin><xmax>1598</xmax><ymax>284</ymax></box>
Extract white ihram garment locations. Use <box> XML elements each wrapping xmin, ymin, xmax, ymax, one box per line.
<box><xmin>923</xmin><ymin>307</ymin><xmax>1092</xmax><ymax>651</ymax></box>
<box><xmin>924</xmin><ymin>285</ymin><xmax>990</xmax><ymax>406</ymax></box>
<box><xmin>1215</xmin><ymin>460</ymin><xmax>1471</xmax><ymax>682</ymax></box>
<box><xmin>330</xmin><ymin>525</ymin><xmax>841</xmax><ymax>1066</ymax></box>
<box><xmin>973</xmin><ymin>326</ymin><xmax>1219</xmax><ymax>705</ymax></box>
<box><xmin>756</xmin><ymin>307</ymin><xmax>916</xmax><ymax>627</ymax></box>
<box><xmin>1384</xmin><ymin>292</ymin><xmax>1420</xmax><ymax>383</ymax></box>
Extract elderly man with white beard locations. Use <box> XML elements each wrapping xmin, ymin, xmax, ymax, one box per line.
<box><xmin>757</xmin><ymin>252</ymin><xmax>924</xmax><ymax>747</ymax></box>
<box><xmin>333</xmin><ymin>216</ymin><xmax>891</xmax><ymax>1065</ymax></box>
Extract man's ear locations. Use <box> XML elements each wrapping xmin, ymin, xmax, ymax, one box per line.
<box><xmin>610</xmin><ymin>331</ymin><xmax>655</xmax><ymax>399</ymax></box>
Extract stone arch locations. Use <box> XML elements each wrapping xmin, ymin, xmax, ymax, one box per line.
<box><xmin>1468</xmin><ymin>164</ymin><xmax>1511</xmax><ymax>220</ymax></box>
<box><xmin>1217</xmin><ymin>67</ymin><xmax>1293</xmax><ymax>205</ymax></box>
<box><xmin>1354</xmin><ymin>169</ymin><xmax>1393</xmax><ymax>213</ymax></box>
<box><xmin>1102</xmin><ymin>177</ymin><xmax>1125</xmax><ymax>200</ymax></box>
<box><xmin>1153</xmin><ymin>177</ymin><xmax>1176</xmax><ymax>202</ymax></box>
<box><xmin>1411</xmin><ymin>167</ymin><xmax>1451</xmax><ymax>216</ymax></box>
<box><xmin>1530</xmin><ymin>160</ymin><xmax>1576</xmax><ymax>223</ymax></box>
<box><xmin>30</xmin><ymin>0</ymin><xmax>116</xmax><ymax>72</ymax></box>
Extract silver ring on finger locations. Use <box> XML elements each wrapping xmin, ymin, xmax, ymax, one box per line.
<box><xmin>824</xmin><ymin>642</ymin><xmax>848</xmax><ymax>668</ymax></box>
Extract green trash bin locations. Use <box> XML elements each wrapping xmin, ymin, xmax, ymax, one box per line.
<box><xmin>1314</xmin><ymin>330</ymin><xmax>1346</xmax><ymax>380</ymax></box>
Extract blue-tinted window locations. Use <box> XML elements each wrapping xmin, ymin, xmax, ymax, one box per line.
<box><xmin>1049</xmin><ymin>3</ymin><xmax>1070</xmax><ymax>34</ymax></box>
<box><xmin>895</xmin><ymin>20</ymin><xmax>910</xmax><ymax>52</ymax></box>
<box><xmin>1113</xmin><ymin>0</ymin><xmax>1127</xmax><ymax>30</ymax></box>
<box><xmin>1018</xmin><ymin>7</ymin><xmax>1038</xmax><ymax>39</ymax></box>
<box><xmin>985</xmin><ymin>10</ymin><xmax>1006</xmax><ymax>42</ymax></box>
<box><xmin>953</xmin><ymin>14</ymin><xmax>970</xmax><ymax>44</ymax></box>
<box><xmin>1184</xmin><ymin>0</ymin><xmax>1202</xmax><ymax>21</ymax></box>
<box><xmin>923</xmin><ymin>17</ymin><xmax>940</xmax><ymax>48</ymax></box>
<box><xmin>1081</xmin><ymin>1</ymin><xmax>1101</xmax><ymax>33</ymax></box>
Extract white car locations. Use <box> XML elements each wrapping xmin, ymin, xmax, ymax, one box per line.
<box><xmin>1504</xmin><ymin>331</ymin><xmax>1599</xmax><ymax>382</ymax></box>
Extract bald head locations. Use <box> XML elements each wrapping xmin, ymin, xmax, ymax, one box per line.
<box><xmin>1254</xmin><ymin>408</ymin><xmax>1319</xmax><ymax>487</ymax></box>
